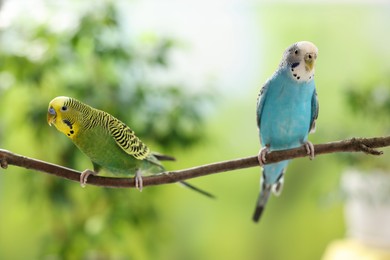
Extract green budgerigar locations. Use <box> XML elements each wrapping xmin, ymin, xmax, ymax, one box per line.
<box><xmin>47</xmin><ymin>96</ymin><xmax>213</xmax><ymax>197</ymax></box>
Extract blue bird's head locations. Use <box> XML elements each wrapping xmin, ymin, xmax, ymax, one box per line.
<box><xmin>281</xmin><ymin>41</ymin><xmax>318</xmax><ymax>83</ymax></box>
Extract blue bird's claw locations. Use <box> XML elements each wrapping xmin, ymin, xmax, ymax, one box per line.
<box><xmin>304</xmin><ymin>141</ymin><xmax>315</xmax><ymax>160</ymax></box>
<box><xmin>257</xmin><ymin>146</ymin><xmax>270</xmax><ymax>166</ymax></box>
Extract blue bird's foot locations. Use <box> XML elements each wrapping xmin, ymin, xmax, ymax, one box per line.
<box><xmin>257</xmin><ymin>146</ymin><xmax>270</xmax><ymax>166</ymax></box>
<box><xmin>80</xmin><ymin>169</ymin><xmax>97</xmax><ymax>188</ymax></box>
<box><xmin>135</xmin><ymin>169</ymin><xmax>143</xmax><ymax>192</ymax></box>
<box><xmin>304</xmin><ymin>141</ymin><xmax>315</xmax><ymax>160</ymax></box>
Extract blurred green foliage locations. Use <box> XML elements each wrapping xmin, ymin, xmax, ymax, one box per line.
<box><xmin>0</xmin><ymin>1</ymin><xmax>211</xmax><ymax>259</ymax></box>
<box><xmin>343</xmin><ymin>79</ymin><xmax>390</xmax><ymax>170</ymax></box>
<box><xmin>346</xmin><ymin>81</ymin><xmax>390</xmax><ymax>126</ymax></box>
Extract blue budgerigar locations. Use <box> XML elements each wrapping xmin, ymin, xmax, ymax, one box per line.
<box><xmin>254</xmin><ymin>41</ymin><xmax>319</xmax><ymax>222</ymax></box>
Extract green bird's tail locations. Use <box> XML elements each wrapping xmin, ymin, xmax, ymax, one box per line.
<box><xmin>179</xmin><ymin>181</ymin><xmax>215</xmax><ymax>199</ymax></box>
<box><xmin>149</xmin><ymin>153</ymin><xmax>215</xmax><ymax>198</ymax></box>
<box><xmin>152</xmin><ymin>153</ymin><xmax>176</xmax><ymax>161</ymax></box>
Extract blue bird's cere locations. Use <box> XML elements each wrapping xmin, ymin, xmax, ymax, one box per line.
<box><xmin>254</xmin><ymin>41</ymin><xmax>319</xmax><ymax>223</ymax></box>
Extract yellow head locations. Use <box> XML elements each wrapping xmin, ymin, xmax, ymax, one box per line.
<box><xmin>47</xmin><ymin>96</ymin><xmax>84</xmax><ymax>139</ymax></box>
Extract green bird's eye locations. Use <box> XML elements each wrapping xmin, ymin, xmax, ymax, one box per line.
<box><xmin>61</xmin><ymin>106</ymin><xmax>68</xmax><ymax>111</ymax></box>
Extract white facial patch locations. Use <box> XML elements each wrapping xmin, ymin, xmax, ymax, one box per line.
<box><xmin>296</xmin><ymin>41</ymin><xmax>318</xmax><ymax>55</ymax></box>
<box><xmin>289</xmin><ymin>62</ymin><xmax>315</xmax><ymax>83</ymax></box>
<box><xmin>289</xmin><ymin>41</ymin><xmax>318</xmax><ymax>83</ymax></box>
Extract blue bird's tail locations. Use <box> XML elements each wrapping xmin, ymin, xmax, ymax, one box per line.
<box><xmin>253</xmin><ymin>161</ymin><xmax>288</xmax><ymax>223</ymax></box>
<box><xmin>253</xmin><ymin>182</ymin><xmax>272</xmax><ymax>222</ymax></box>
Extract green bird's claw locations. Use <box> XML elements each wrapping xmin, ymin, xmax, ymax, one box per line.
<box><xmin>135</xmin><ymin>170</ymin><xmax>143</xmax><ymax>192</ymax></box>
<box><xmin>0</xmin><ymin>157</ymin><xmax>8</xmax><ymax>169</ymax></box>
<box><xmin>80</xmin><ymin>169</ymin><xmax>97</xmax><ymax>188</ymax></box>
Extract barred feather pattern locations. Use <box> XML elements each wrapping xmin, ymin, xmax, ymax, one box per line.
<box><xmin>108</xmin><ymin>119</ymin><xmax>150</xmax><ymax>160</ymax></box>
<box><xmin>64</xmin><ymin>98</ymin><xmax>150</xmax><ymax>160</ymax></box>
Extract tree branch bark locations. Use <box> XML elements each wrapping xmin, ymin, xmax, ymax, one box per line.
<box><xmin>0</xmin><ymin>136</ymin><xmax>389</xmax><ymax>188</ymax></box>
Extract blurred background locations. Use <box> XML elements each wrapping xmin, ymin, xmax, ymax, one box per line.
<box><xmin>1</xmin><ymin>0</ymin><xmax>390</xmax><ymax>259</ymax></box>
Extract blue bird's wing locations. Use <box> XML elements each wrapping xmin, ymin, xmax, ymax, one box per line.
<box><xmin>309</xmin><ymin>88</ymin><xmax>319</xmax><ymax>133</ymax></box>
<box><xmin>256</xmin><ymin>80</ymin><xmax>270</xmax><ymax>130</ymax></box>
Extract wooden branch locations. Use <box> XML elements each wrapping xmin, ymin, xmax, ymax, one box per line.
<box><xmin>0</xmin><ymin>136</ymin><xmax>389</xmax><ymax>189</ymax></box>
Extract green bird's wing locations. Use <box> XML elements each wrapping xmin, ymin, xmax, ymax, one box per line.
<box><xmin>107</xmin><ymin>117</ymin><xmax>151</xmax><ymax>160</ymax></box>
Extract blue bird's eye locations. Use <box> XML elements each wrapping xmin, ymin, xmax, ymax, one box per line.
<box><xmin>49</xmin><ymin>107</ymin><xmax>56</xmax><ymax>115</ymax></box>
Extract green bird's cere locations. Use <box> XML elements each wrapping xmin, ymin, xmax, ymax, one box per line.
<box><xmin>47</xmin><ymin>96</ymin><xmax>214</xmax><ymax>198</ymax></box>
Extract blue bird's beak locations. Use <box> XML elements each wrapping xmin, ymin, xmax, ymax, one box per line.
<box><xmin>304</xmin><ymin>52</ymin><xmax>317</xmax><ymax>71</ymax></box>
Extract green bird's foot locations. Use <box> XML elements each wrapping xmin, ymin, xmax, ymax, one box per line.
<box><xmin>0</xmin><ymin>157</ymin><xmax>8</xmax><ymax>169</ymax></box>
<box><xmin>304</xmin><ymin>141</ymin><xmax>315</xmax><ymax>160</ymax></box>
<box><xmin>135</xmin><ymin>170</ymin><xmax>143</xmax><ymax>192</ymax></box>
<box><xmin>257</xmin><ymin>146</ymin><xmax>270</xmax><ymax>166</ymax></box>
<box><xmin>80</xmin><ymin>169</ymin><xmax>97</xmax><ymax>188</ymax></box>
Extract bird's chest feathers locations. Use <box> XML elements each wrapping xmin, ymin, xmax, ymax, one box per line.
<box><xmin>261</xmin><ymin>72</ymin><xmax>314</xmax><ymax>148</ymax></box>
<box><xmin>72</xmin><ymin>126</ymin><xmax>143</xmax><ymax>174</ymax></box>
<box><xmin>267</xmin><ymin>72</ymin><xmax>314</xmax><ymax>110</ymax></box>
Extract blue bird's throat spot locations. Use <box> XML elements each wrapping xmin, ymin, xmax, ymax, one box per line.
<box><xmin>291</xmin><ymin>62</ymin><xmax>300</xmax><ymax>68</ymax></box>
